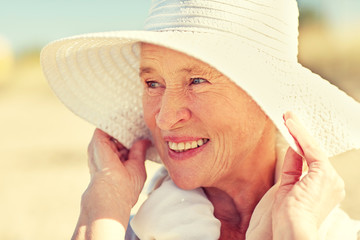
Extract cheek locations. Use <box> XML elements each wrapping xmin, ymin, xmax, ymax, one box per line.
<box><xmin>192</xmin><ymin>90</ymin><xmax>267</xmax><ymax>156</ymax></box>
<box><xmin>190</xmin><ymin>93</ymin><xmax>241</xmax><ymax>158</ymax></box>
<box><xmin>191</xmin><ymin>91</ymin><xmax>242</xmax><ymax>132</ymax></box>
<box><xmin>143</xmin><ymin>94</ymin><xmax>168</xmax><ymax>158</ymax></box>
<box><xmin>142</xmin><ymin>94</ymin><xmax>159</xmax><ymax>130</ymax></box>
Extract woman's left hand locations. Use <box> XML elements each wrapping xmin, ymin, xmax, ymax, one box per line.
<box><xmin>272</xmin><ymin>112</ymin><xmax>345</xmax><ymax>240</ymax></box>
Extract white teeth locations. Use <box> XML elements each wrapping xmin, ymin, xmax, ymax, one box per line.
<box><xmin>171</xmin><ymin>142</ymin><xmax>178</xmax><ymax>150</ymax></box>
<box><xmin>178</xmin><ymin>142</ymin><xmax>185</xmax><ymax>150</ymax></box>
<box><xmin>168</xmin><ymin>139</ymin><xmax>209</xmax><ymax>152</ymax></box>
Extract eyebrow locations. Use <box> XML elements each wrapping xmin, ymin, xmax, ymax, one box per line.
<box><xmin>139</xmin><ymin>67</ymin><xmax>154</xmax><ymax>77</ymax></box>
<box><xmin>179</xmin><ymin>65</ymin><xmax>223</xmax><ymax>78</ymax></box>
<box><xmin>139</xmin><ymin>65</ymin><xmax>218</xmax><ymax>77</ymax></box>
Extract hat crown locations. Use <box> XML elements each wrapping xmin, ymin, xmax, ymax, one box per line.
<box><xmin>145</xmin><ymin>0</ymin><xmax>299</xmax><ymax>61</ymax></box>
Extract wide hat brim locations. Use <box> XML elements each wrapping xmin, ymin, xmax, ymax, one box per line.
<box><xmin>40</xmin><ymin>30</ymin><xmax>360</xmax><ymax>160</ymax></box>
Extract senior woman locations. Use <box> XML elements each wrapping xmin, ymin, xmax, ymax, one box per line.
<box><xmin>41</xmin><ymin>0</ymin><xmax>360</xmax><ymax>239</ymax></box>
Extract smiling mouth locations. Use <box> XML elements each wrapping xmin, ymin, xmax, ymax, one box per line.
<box><xmin>167</xmin><ymin>139</ymin><xmax>209</xmax><ymax>153</ymax></box>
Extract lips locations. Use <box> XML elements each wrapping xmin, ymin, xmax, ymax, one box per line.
<box><xmin>167</xmin><ymin>138</ymin><xmax>209</xmax><ymax>152</ymax></box>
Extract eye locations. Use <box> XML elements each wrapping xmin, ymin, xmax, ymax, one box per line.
<box><xmin>146</xmin><ymin>81</ymin><xmax>161</xmax><ymax>88</ymax></box>
<box><xmin>191</xmin><ymin>78</ymin><xmax>208</xmax><ymax>85</ymax></box>
<box><xmin>143</xmin><ymin>80</ymin><xmax>165</xmax><ymax>96</ymax></box>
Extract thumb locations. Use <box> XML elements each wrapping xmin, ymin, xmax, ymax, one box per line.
<box><xmin>125</xmin><ymin>139</ymin><xmax>152</xmax><ymax>177</ymax></box>
<box><xmin>279</xmin><ymin>147</ymin><xmax>303</xmax><ymax>187</ymax></box>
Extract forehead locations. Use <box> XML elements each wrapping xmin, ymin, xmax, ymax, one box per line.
<box><xmin>140</xmin><ymin>43</ymin><xmax>222</xmax><ymax>76</ymax></box>
<box><xmin>141</xmin><ymin>43</ymin><xmax>195</xmax><ymax>60</ymax></box>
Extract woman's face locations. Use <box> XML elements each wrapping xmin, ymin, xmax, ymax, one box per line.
<box><xmin>141</xmin><ymin>43</ymin><xmax>272</xmax><ymax>190</ymax></box>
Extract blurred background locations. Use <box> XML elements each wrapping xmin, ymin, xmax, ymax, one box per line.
<box><xmin>1</xmin><ymin>0</ymin><xmax>359</xmax><ymax>239</ymax></box>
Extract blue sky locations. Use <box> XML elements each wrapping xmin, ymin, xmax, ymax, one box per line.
<box><xmin>299</xmin><ymin>0</ymin><xmax>360</xmax><ymax>25</ymax></box>
<box><xmin>1</xmin><ymin>0</ymin><xmax>359</xmax><ymax>54</ymax></box>
<box><xmin>0</xmin><ymin>0</ymin><xmax>150</xmax><ymax>53</ymax></box>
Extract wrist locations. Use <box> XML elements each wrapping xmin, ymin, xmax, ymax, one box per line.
<box><xmin>81</xmin><ymin>177</ymin><xmax>134</xmax><ymax>227</ymax></box>
<box><xmin>90</xmin><ymin>172</ymin><xmax>139</xmax><ymax>206</ymax></box>
<box><xmin>72</xmin><ymin>179</ymin><xmax>133</xmax><ymax>240</ymax></box>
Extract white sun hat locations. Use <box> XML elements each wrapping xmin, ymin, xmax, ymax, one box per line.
<box><xmin>40</xmin><ymin>0</ymin><xmax>360</xmax><ymax>160</ymax></box>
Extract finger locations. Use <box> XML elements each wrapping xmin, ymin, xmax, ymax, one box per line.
<box><xmin>284</xmin><ymin>112</ymin><xmax>328</xmax><ymax>165</ymax></box>
<box><xmin>91</xmin><ymin>129</ymin><xmax>115</xmax><ymax>156</ymax></box>
<box><xmin>116</xmin><ymin>148</ymin><xmax>129</xmax><ymax>162</ymax></box>
<box><xmin>88</xmin><ymin>129</ymin><xmax>108</xmax><ymax>173</ymax></box>
<box><xmin>125</xmin><ymin>139</ymin><xmax>151</xmax><ymax>176</ymax></box>
<box><xmin>127</xmin><ymin>139</ymin><xmax>152</xmax><ymax>164</ymax></box>
<box><xmin>93</xmin><ymin>128</ymin><xmax>111</xmax><ymax>142</ymax></box>
<box><xmin>93</xmin><ymin>128</ymin><xmax>130</xmax><ymax>160</ymax></box>
<box><xmin>279</xmin><ymin>147</ymin><xmax>303</xmax><ymax>187</ymax></box>
<box><xmin>88</xmin><ymin>129</ymin><xmax>127</xmax><ymax>173</ymax></box>
<box><xmin>92</xmin><ymin>129</ymin><xmax>114</xmax><ymax>159</ymax></box>
<box><xmin>110</xmin><ymin>137</ymin><xmax>129</xmax><ymax>161</ymax></box>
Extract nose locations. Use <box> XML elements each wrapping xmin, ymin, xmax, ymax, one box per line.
<box><xmin>155</xmin><ymin>90</ymin><xmax>191</xmax><ymax>130</ymax></box>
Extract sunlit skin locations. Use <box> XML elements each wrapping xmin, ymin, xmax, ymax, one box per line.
<box><xmin>70</xmin><ymin>44</ymin><xmax>346</xmax><ymax>240</ymax></box>
<box><xmin>140</xmin><ymin>43</ymin><xmax>277</xmax><ymax>238</ymax></box>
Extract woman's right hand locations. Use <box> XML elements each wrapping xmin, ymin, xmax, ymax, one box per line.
<box><xmin>86</xmin><ymin>129</ymin><xmax>151</xmax><ymax>206</ymax></box>
<box><xmin>72</xmin><ymin>129</ymin><xmax>151</xmax><ymax>240</ymax></box>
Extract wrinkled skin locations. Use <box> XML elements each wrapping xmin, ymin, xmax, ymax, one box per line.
<box><xmin>71</xmin><ymin>45</ymin><xmax>345</xmax><ymax>240</ymax></box>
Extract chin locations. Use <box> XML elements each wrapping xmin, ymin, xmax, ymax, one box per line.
<box><xmin>166</xmin><ymin>167</ymin><xmax>205</xmax><ymax>190</ymax></box>
<box><xmin>172</xmin><ymin>179</ymin><xmax>200</xmax><ymax>190</ymax></box>
<box><xmin>156</xmin><ymin>141</ymin><xmax>211</xmax><ymax>190</ymax></box>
